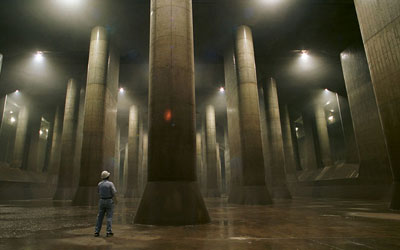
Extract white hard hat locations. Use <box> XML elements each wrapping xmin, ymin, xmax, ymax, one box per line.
<box><xmin>101</xmin><ymin>171</ymin><xmax>110</xmax><ymax>179</ymax></box>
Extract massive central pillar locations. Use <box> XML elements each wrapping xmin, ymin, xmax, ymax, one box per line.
<box><xmin>12</xmin><ymin>106</ymin><xmax>29</xmax><ymax>168</ymax></box>
<box><xmin>134</xmin><ymin>0</ymin><xmax>209</xmax><ymax>225</ymax></box>
<box><xmin>54</xmin><ymin>78</ymin><xmax>79</xmax><ymax>200</ymax></box>
<box><xmin>234</xmin><ymin>25</ymin><xmax>272</xmax><ymax>204</ymax></box>
<box><xmin>205</xmin><ymin>105</ymin><xmax>220</xmax><ymax>197</ymax></box>
<box><xmin>124</xmin><ymin>105</ymin><xmax>140</xmax><ymax>198</ymax></box>
<box><xmin>264</xmin><ymin>78</ymin><xmax>291</xmax><ymax>199</ymax></box>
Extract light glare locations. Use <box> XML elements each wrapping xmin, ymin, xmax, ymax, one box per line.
<box><xmin>300</xmin><ymin>50</ymin><xmax>309</xmax><ymax>61</ymax></box>
<box><xmin>34</xmin><ymin>51</ymin><xmax>44</xmax><ymax>62</ymax></box>
<box><xmin>219</xmin><ymin>87</ymin><xmax>225</xmax><ymax>93</ymax></box>
<box><xmin>119</xmin><ymin>88</ymin><xmax>125</xmax><ymax>94</ymax></box>
<box><xmin>10</xmin><ymin>117</ymin><xmax>16</xmax><ymax>123</ymax></box>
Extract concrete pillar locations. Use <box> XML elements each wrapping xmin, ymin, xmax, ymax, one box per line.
<box><xmin>302</xmin><ymin>111</ymin><xmax>320</xmax><ymax>170</ymax></box>
<box><xmin>200</xmin><ymin>122</ymin><xmax>208</xmax><ymax>195</ymax></box>
<box><xmin>72</xmin><ymin>88</ymin><xmax>85</xmax><ymax>188</ymax></box>
<box><xmin>264</xmin><ymin>78</ymin><xmax>291</xmax><ymax>199</ymax></box>
<box><xmin>122</xmin><ymin>143</ymin><xmax>128</xmax><ymax>194</ymax></box>
<box><xmin>354</xmin><ymin>0</ymin><xmax>400</xmax><ymax>208</ymax></box>
<box><xmin>73</xmin><ymin>26</ymin><xmax>110</xmax><ymax>205</ymax></box>
<box><xmin>134</xmin><ymin>0</ymin><xmax>209</xmax><ymax>225</ymax></box>
<box><xmin>54</xmin><ymin>78</ymin><xmax>79</xmax><ymax>200</ymax></box>
<box><xmin>234</xmin><ymin>25</ymin><xmax>272</xmax><ymax>204</ymax></box>
<box><xmin>258</xmin><ymin>87</ymin><xmax>272</xmax><ymax>191</ymax></box>
<box><xmin>137</xmin><ymin>119</ymin><xmax>144</xmax><ymax>196</ymax></box>
<box><xmin>0</xmin><ymin>53</ymin><xmax>3</xmax><ymax>75</ymax></box>
<box><xmin>47</xmin><ymin>107</ymin><xmax>62</xmax><ymax>175</ymax></box>
<box><xmin>114</xmin><ymin>127</ymin><xmax>121</xmax><ymax>192</ymax></box>
<box><xmin>26</xmin><ymin>116</ymin><xmax>41</xmax><ymax>172</ymax></box>
<box><xmin>141</xmin><ymin>133</ymin><xmax>148</xmax><ymax>195</ymax></box>
<box><xmin>224</xmin><ymin>43</ymin><xmax>245</xmax><ymax>204</ymax></box>
<box><xmin>280</xmin><ymin>105</ymin><xmax>299</xmax><ymax>182</ymax></box>
<box><xmin>205</xmin><ymin>105</ymin><xmax>220</xmax><ymax>197</ymax></box>
<box><xmin>216</xmin><ymin>143</ymin><xmax>222</xmax><ymax>195</ymax></box>
<box><xmin>12</xmin><ymin>106</ymin><xmax>29</xmax><ymax>168</ymax></box>
<box><xmin>224</xmin><ymin>129</ymin><xmax>231</xmax><ymax>194</ymax></box>
<box><xmin>196</xmin><ymin>132</ymin><xmax>204</xmax><ymax>190</ymax></box>
<box><xmin>124</xmin><ymin>105</ymin><xmax>139</xmax><ymax>198</ymax></box>
<box><xmin>314</xmin><ymin>103</ymin><xmax>333</xmax><ymax>166</ymax></box>
<box><xmin>103</xmin><ymin>45</ymin><xmax>119</xmax><ymax>179</ymax></box>
<box><xmin>340</xmin><ymin>45</ymin><xmax>391</xmax><ymax>182</ymax></box>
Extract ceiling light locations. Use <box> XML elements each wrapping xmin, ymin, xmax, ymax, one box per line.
<box><xmin>119</xmin><ymin>88</ymin><xmax>125</xmax><ymax>93</ymax></box>
<box><xmin>34</xmin><ymin>51</ymin><xmax>44</xmax><ymax>62</ymax></box>
<box><xmin>219</xmin><ymin>87</ymin><xmax>225</xmax><ymax>93</ymax></box>
<box><xmin>300</xmin><ymin>50</ymin><xmax>309</xmax><ymax>61</ymax></box>
<box><xmin>10</xmin><ymin>117</ymin><xmax>16</xmax><ymax>123</ymax></box>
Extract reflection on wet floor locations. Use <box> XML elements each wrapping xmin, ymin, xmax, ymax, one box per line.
<box><xmin>1</xmin><ymin>197</ymin><xmax>400</xmax><ymax>249</ymax></box>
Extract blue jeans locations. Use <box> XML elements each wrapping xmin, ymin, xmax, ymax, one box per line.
<box><xmin>95</xmin><ymin>199</ymin><xmax>114</xmax><ymax>233</ymax></box>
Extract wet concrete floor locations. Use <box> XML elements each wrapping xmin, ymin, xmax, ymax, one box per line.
<box><xmin>1</xmin><ymin>197</ymin><xmax>400</xmax><ymax>249</ymax></box>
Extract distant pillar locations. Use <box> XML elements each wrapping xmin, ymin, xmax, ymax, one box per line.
<box><xmin>73</xmin><ymin>88</ymin><xmax>85</xmax><ymax>187</ymax></box>
<box><xmin>114</xmin><ymin>127</ymin><xmax>121</xmax><ymax>191</ymax></box>
<box><xmin>314</xmin><ymin>103</ymin><xmax>332</xmax><ymax>166</ymax></box>
<box><xmin>280</xmin><ymin>105</ymin><xmax>299</xmax><ymax>182</ymax></box>
<box><xmin>48</xmin><ymin>107</ymin><xmax>62</xmax><ymax>175</ymax></box>
<box><xmin>205</xmin><ymin>105</ymin><xmax>220</xmax><ymax>197</ymax></box>
<box><xmin>264</xmin><ymin>78</ymin><xmax>291</xmax><ymax>199</ymax></box>
<box><xmin>302</xmin><ymin>111</ymin><xmax>320</xmax><ymax>170</ymax></box>
<box><xmin>134</xmin><ymin>0</ymin><xmax>209</xmax><ymax>225</ymax></box>
<box><xmin>73</xmin><ymin>26</ymin><xmax>113</xmax><ymax>205</ymax></box>
<box><xmin>196</xmin><ymin>133</ymin><xmax>204</xmax><ymax>190</ymax></box>
<box><xmin>141</xmin><ymin>133</ymin><xmax>148</xmax><ymax>194</ymax></box>
<box><xmin>26</xmin><ymin>116</ymin><xmax>41</xmax><ymax>172</ymax></box>
<box><xmin>216</xmin><ymin>143</ymin><xmax>222</xmax><ymax>195</ymax></box>
<box><xmin>12</xmin><ymin>106</ymin><xmax>29</xmax><ymax>168</ymax></box>
<box><xmin>234</xmin><ymin>25</ymin><xmax>272</xmax><ymax>204</ymax></box>
<box><xmin>224</xmin><ymin>129</ymin><xmax>231</xmax><ymax>194</ymax></box>
<box><xmin>54</xmin><ymin>78</ymin><xmax>79</xmax><ymax>200</ymax></box>
<box><xmin>124</xmin><ymin>105</ymin><xmax>140</xmax><ymax>198</ymax></box>
<box><xmin>122</xmin><ymin>143</ymin><xmax>129</xmax><ymax>194</ymax></box>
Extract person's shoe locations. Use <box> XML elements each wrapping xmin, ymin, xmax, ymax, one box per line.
<box><xmin>106</xmin><ymin>232</ymin><xmax>114</xmax><ymax>237</ymax></box>
<box><xmin>94</xmin><ymin>232</ymin><xmax>100</xmax><ymax>237</ymax></box>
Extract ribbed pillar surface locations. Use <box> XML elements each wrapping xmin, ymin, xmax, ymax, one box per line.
<box><xmin>134</xmin><ymin>0</ymin><xmax>209</xmax><ymax>225</ymax></box>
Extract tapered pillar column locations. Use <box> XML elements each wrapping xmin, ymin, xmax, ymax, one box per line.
<box><xmin>234</xmin><ymin>25</ymin><xmax>272</xmax><ymax>204</ymax></box>
<box><xmin>224</xmin><ymin>45</ymin><xmax>244</xmax><ymax>203</ymax></box>
<box><xmin>114</xmin><ymin>127</ymin><xmax>121</xmax><ymax>191</ymax></box>
<box><xmin>280</xmin><ymin>105</ymin><xmax>299</xmax><ymax>182</ymax></box>
<box><xmin>340</xmin><ymin>45</ymin><xmax>391</xmax><ymax>182</ymax></box>
<box><xmin>216</xmin><ymin>143</ymin><xmax>222</xmax><ymax>195</ymax></box>
<box><xmin>196</xmin><ymin>133</ymin><xmax>204</xmax><ymax>190</ymax></box>
<box><xmin>134</xmin><ymin>0</ymin><xmax>209</xmax><ymax>225</ymax></box>
<box><xmin>302</xmin><ymin>111</ymin><xmax>320</xmax><ymax>170</ymax></box>
<box><xmin>264</xmin><ymin>78</ymin><xmax>291</xmax><ymax>199</ymax></box>
<box><xmin>352</xmin><ymin>0</ymin><xmax>400</xmax><ymax>208</ymax></box>
<box><xmin>224</xmin><ymin>129</ymin><xmax>231</xmax><ymax>194</ymax></box>
<box><xmin>314</xmin><ymin>104</ymin><xmax>332</xmax><ymax>166</ymax></box>
<box><xmin>54</xmin><ymin>78</ymin><xmax>79</xmax><ymax>200</ymax></box>
<box><xmin>122</xmin><ymin>143</ymin><xmax>129</xmax><ymax>193</ymax></box>
<box><xmin>205</xmin><ymin>105</ymin><xmax>220</xmax><ymax>197</ymax></box>
<box><xmin>48</xmin><ymin>107</ymin><xmax>62</xmax><ymax>175</ymax></box>
<box><xmin>73</xmin><ymin>26</ymin><xmax>110</xmax><ymax>205</ymax></box>
<box><xmin>124</xmin><ymin>105</ymin><xmax>140</xmax><ymax>198</ymax></box>
<box><xmin>141</xmin><ymin>133</ymin><xmax>148</xmax><ymax>194</ymax></box>
<box><xmin>73</xmin><ymin>88</ymin><xmax>85</xmax><ymax>187</ymax></box>
<box><xmin>12</xmin><ymin>106</ymin><xmax>29</xmax><ymax>168</ymax></box>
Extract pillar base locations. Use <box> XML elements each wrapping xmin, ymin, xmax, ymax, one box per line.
<box><xmin>390</xmin><ymin>181</ymin><xmax>400</xmax><ymax>210</ymax></box>
<box><xmin>72</xmin><ymin>186</ymin><xmax>99</xmax><ymax>206</ymax></box>
<box><xmin>134</xmin><ymin>181</ymin><xmax>210</xmax><ymax>225</ymax></box>
<box><xmin>228</xmin><ymin>185</ymin><xmax>273</xmax><ymax>205</ymax></box>
<box><xmin>53</xmin><ymin>187</ymin><xmax>76</xmax><ymax>200</ymax></box>
<box><xmin>271</xmin><ymin>185</ymin><xmax>292</xmax><ymax>199</ymax></box>
<box><xmin>205</xmin><ymin>188</ymin><xmax>221</xmax><ymax>198</ymax></box>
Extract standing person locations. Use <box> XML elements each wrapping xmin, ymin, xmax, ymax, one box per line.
<box><xmin>94</xmin><ymin>171</ymin><xmax>117</xmax><ymax>237</ymax></box>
